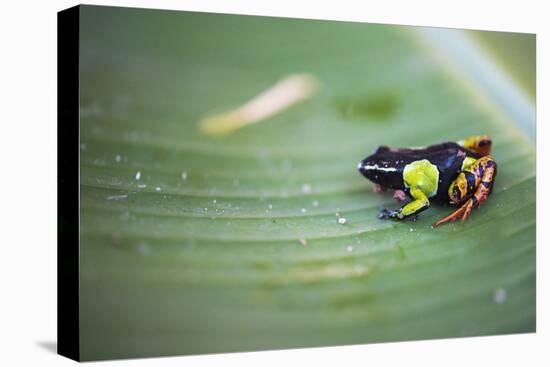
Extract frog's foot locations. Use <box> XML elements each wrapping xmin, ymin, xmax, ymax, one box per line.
<box><xmin>377</xmin><ymin>207</ymin><xmax>401</xmax><ymax>219</ymax></box>
<box><xmin>393</xmin><ymin>189</ymin><xmax>407</xmax><ymax>202</ymax></box>
<box><xmin>432</xmin><ymin>199</ymin><xmax>472</xmax><ymax>227</ymax></box>
<box><xmin>373</xmin><ymin>184</ymin><xmax>387</xmax><ymax>193</ymax></box>
<box><xmin>378</xmin><ymin>207</ymin><xmax>421</xmax><ymax>222</ymax></box>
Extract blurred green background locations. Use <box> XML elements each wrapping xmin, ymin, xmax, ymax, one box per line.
<box><xmin>78</xmin><ymin>6</ymin><xmax>535</xmax><ymax>361</ymax></box>
<box><xmin>468</xmin><ymin>30</ymin><xmax>535</xmax><ymax>98</ymax></box>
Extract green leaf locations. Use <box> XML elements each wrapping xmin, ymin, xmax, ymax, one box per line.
<box><xmin>78</xmin><ymin>6</ymin><xmax>535</xmax><ymax>360</ymax></box>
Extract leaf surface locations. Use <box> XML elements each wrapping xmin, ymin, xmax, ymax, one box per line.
<box><xmin>78</xmin><ymin>6</ymin><xmax>535</xmax><ymax>360</ymax></box>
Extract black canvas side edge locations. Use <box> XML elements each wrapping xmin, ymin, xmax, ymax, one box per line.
<box><xmin>57</xmin><ymin>5</ymin><xmax>80</xmax><ymax>362</ymax></box>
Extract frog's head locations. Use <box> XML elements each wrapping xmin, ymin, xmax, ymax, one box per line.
<box><xmin>358</xmin><ymin>146</ymin><xmax>403</xmax><ymax>189</ymax></box>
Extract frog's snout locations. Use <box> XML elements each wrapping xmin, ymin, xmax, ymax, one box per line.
<box><xmin>357</xmin><ymin>158</ymin><xmax>374</xmax><ymax>179</ymax></box>
<box><xmin>358</xmin><ymin>160</ymin><xmax>367</xmax><ymax>175</ymax></box>
<box><xmin>359</xmin><ymin>149</ymin><xmax>402</xmax><ymax>188</ymax></box>
<box><xmin>358</xmin><ymin>157</ymin><xmax>384</xmax><ymax>183</ymax></box>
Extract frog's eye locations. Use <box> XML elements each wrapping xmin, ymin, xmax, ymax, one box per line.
<box><xmin>375</xmin><ymin>145</ymin><xmax>390</xmax><ymax>154</ymax></box>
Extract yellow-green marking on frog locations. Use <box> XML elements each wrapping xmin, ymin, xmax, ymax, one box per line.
<box><xmin>403</xmin><ymin>159</ymin><xmax>439</xmax><ymax>198</ymax></box>
<box><xmin>461</xmin><ymin>156</ymin><xmax>477</xmax><ymax>171</ymax></box>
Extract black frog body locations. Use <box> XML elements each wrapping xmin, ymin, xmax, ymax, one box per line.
<box><xmin>358</xmin><ymin>136</ymin><xmax>496</xmax><ymax>227</ymax></box>
<box><xmin>358</xmin><ymin>142</ymin><xmax>481</xmax><ymax>202</ymax></box>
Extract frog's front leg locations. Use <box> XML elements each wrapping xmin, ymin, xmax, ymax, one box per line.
<box><xmin>378</xmin><ymin>187</ymin><xmax>430</xmax><ymax>220</ymax></box>
<box><xmin>433</xmin><ymin>156</ymin><xmax>497</xmax><ymax>227</ymax></box>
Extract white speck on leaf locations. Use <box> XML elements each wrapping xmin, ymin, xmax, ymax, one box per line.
<box><xmin>338</xmin><ymin>217</ymin><xmax>347</xmax><ymax>225</ymax></box>
<box><xmin>268</xmin><ymin>204</ymin><xmax>273</xmax><ymax>210</ymax></box>
<box><xmin>115</xmin><ymin>154</ymin><xmax>122</xmax><ymax>162</ymax></box>
<box><xmin>493</xmin><ymin>288</ymin><xmax>507</xmax><ymax>304</ymax></box>
<box><xmin>301</xmin><ymin>208</ymin><xmax>307</xmax><ymax>214</ymax></box>
<box><xmin>213</xmin><ymin>199</ymin><xmax>217</xmax><ymax>204</ymax></box>
<box><xmin>312</xmin><ymin>200</ymin><xmax>319</xmax><ymax>207</ymax></box>
<box><xmin>135</xmin><ymin>171</ymin><xmax>141</xmax><ymax>181</ymax></box>
<box><xmin>347</xmin><ymin>245</ymin><xmax>353</xmax><ymax>252</ymax></box>
<box><xmin>137</xmin><ymin>184</ymin><xmax>147</xmax><ymax>189</ymax></box>
<box><xmin>155</xmin><ymin>186</ymin><xmax>161</xmax><ymax>192</ymax></box>
<box><xmin>181</xmin><ymin>171</ymin><xmax>188</xmax><ymax>180</ymax></box>
<box><xmin>299</xmin><ymin>238</ymin><xmax>307</xmax><ymax>246</ymax></box>
<box><xmin>107</xmin><ymin>194</ymin><xmax>128</xmax><ymax>201</ymax></box>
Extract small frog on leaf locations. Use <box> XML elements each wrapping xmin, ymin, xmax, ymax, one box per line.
<box><xmin>358</xmin><ymin>135</ymin><xmax>497</xmax><ymax>227</ymax></box>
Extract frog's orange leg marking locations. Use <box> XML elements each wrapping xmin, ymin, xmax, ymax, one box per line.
<box><xmin>432</xmin><ymin>202</ymin><xmax>468</xmax><ymax>227</ymax></box>
<box><xmin>460</xmin><ymin>135</ymin><xmax>492</xmax><ymax>156</ymax></box>
<box><xmin>433</xmin><ymin>156</ymin><xmax>497</xmax><ymax>227</ymax></box>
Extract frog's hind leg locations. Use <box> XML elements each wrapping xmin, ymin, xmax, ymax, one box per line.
<box><xmin>431</xmin><ymin>203</ymin><xmax>469</xmax><ymax>227</ymax></box>
<box><xmin>459</xmin><ymin>135</ymin><xmax>492</xmax><ymax>156</ymax></box>
<box><xmin>433</xmin><ymin>156</ymin><xmax>497</xmax><ymax>227</ymax></box>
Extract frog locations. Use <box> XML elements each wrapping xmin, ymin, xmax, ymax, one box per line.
<box><xmin>357</xmin><ymin>135</ymin><xmax>497</xmax><ymax>227</ymax></box>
